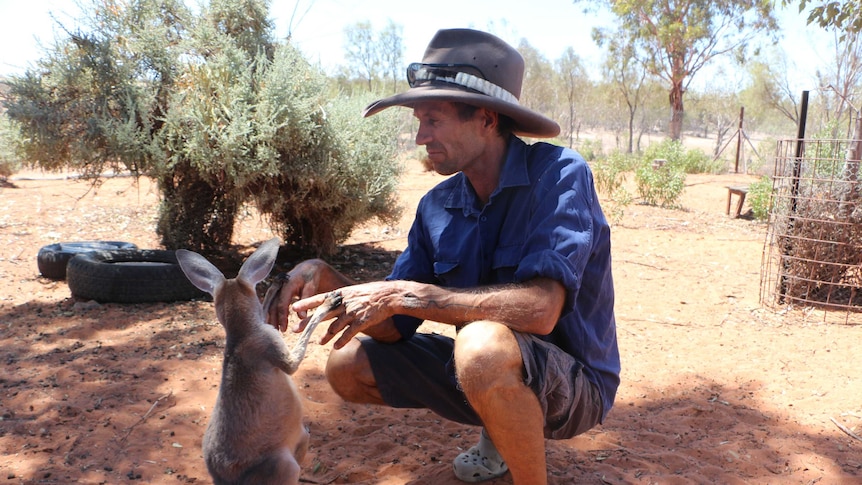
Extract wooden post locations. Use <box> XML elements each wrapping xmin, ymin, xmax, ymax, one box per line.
<box><xmin>790</xmin><ymin>91</ymin><xmax>809</xmax><ymax>215</ymax></box>
<box><xmin>779</xmin><ymin>90</ymin><xmax>810</xmax><ymax>303</ymax></box>
<box><xmin>734</xmin><ymin>106</ymin><xmax>744</xmax><ymax>173</ymax></box>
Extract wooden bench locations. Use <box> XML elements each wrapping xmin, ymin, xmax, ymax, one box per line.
<box><xmin>726</xmin><ymin>185</ymin><xmax>749</xmax><ymax>218</ymax></box>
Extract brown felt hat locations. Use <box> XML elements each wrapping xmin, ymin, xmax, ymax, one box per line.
<box><xmin>362</xmin><ymin>28</ymin><xmax>561</xmax><ymax>138</ymax></box>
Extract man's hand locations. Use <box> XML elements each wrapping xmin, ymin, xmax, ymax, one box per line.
<box><xmin>292</xmin><ymin>281</ymin><xmax>403</xmax><ymax>349</ymax></box>
<box><xmin>263</xmin><ymin>259</ymin><xmax>351</xmax><ymax>333</ymax></box>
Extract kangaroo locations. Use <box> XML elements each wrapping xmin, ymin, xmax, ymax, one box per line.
<box><xmin>176</xmin><ymin>238</ymin><xmax>342</xmax><ymax>485</ymax></box>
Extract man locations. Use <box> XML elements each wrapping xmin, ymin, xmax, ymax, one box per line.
<box><xmin>266</xmin><ymin>28</ymin><xmax>619</xmax><ymax>484</ymax></box>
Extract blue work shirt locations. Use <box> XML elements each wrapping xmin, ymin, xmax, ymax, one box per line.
<box><xmin>387</xmin><ymin>136</ymin><xmax>620</xmax><ymax>421</ymax></box>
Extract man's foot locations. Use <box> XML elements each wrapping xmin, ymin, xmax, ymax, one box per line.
<box><xmin>453</xmin><ymin>429</ymin><xmax>508</xmax><ymax>482</ymax></box>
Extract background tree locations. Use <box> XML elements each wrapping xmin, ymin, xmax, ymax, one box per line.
<box><xmin>340</xmin><ymin>20</ymin><xmax>406</xmax><ymax>95</ymax></box>
<box><xmin>586</xmin><ymin>0</ymin><xmax>780</xmax><ymax>141</ymax></box>
<box><xmin>557</xmin><ymin>47</ymin><xmax>590</xmax><ymax>148</ymax></box>
<box><xmin>518</xmin><ymin>39</ymin><xmax>561</xmax><ymax>129</ymax></box>
<box><xmin>791</xmin><ymin>0</ymin><xmax>862</xmax><ymax>36</ymax></box>
<box><xmin>741</xmin><ymin>53</ymin><xmax>803</xmax><ymax>128</ymax></box>
<box><xmin>342</xmin><ymin>21</ymin><xmax>380</xmax><ymax>91</ymax></box>
<box><xmin>378</xmin><ymin>20</ymin><xmax>405</xmax><ymax>94</ymax></box>
<box><xmin>0</xmin><ymin>107</ymin><xmax>21</xmax><ymax>181</ymax></box>
<box><xmin>816</xmin><ymin>29</ymin><xmax>862</xmax><ymax>137</ymax></box>
<box><xmin>687</xmin><ymin>88</ymin><xmax>741</xmax><ymax>159</ymax></box>
<box><xmin>599</xmin><ymin>36</ymin><xmax>650</xmax><ymax>153</ymax></box>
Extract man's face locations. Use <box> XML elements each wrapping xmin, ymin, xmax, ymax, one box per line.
<box><xmin>413</xmin><ymin>101</ymin><xmax>487</xmax><ymax>176</ymax></box>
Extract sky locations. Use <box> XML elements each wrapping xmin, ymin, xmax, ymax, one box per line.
<box><xmin>0</xmin><ymin>0</ymin><xmax>837</xmax><ymax>94</ymax></box>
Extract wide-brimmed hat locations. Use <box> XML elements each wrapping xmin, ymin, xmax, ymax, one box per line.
<box><xmin>362</xmin><ymin>28</ymin><xmax>561</xmax><ymax>138</ymax></box>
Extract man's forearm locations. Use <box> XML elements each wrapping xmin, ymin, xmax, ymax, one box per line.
<box><xmin>393</xmin><ymin>277</ymin><xmax>565</xmax><ymax>335</ymax></box>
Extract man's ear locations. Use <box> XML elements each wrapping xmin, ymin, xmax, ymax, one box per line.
<box><xmin>480</xmin><ymin>108</ymin><xmax>499</xmax><ymax>132</ymax></box>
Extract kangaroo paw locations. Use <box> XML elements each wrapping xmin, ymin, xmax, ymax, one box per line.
<box><xmin>287</xmin><ymin>290</ymin><xmax>344</xmax><ymax>372</ymax></box>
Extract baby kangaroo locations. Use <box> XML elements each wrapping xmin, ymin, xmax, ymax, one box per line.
<box><xmin>176</xmin><ymin>238</ymin><xmax>342</xmax><ymax>485</ymax></box>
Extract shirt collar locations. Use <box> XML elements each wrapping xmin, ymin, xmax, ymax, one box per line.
<box><xmin>444</xmin><ymin>137</ymin><xmax>530</xmax><ymax>212</ymax></box>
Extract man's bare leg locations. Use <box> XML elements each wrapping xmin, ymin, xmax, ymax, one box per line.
<box><xmin>454</xmin><ymin>321</ymin><xmax>547</xmax><ymax>485</ymax></box>
<box><xmin>325</xmin><ymin>338</ymin><xmax>386</xmax><ymax>405</ymax></box>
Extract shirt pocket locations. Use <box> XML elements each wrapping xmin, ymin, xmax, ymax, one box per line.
<box><xmin>492</xmin><ymin>244</ymin><xmax>522</xmax><ymax>282</ymax></box>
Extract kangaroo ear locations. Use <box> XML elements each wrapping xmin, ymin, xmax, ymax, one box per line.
<box><xmin>176</xmin><ymin>249</ymin><xmax>225</xmax><ymax>295</ymax></box>
<box><xmin>237</xmin><ymin>238</ymin><xmax>281</xmax><ymax>286</ymax></box>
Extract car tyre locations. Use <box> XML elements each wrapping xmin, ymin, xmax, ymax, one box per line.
<box><xmin>37</xmin><ymin>241</ymin><xmax>138</xmax><ymax>280</ymax></box>
<box><xmin>66</xmin><ymin>249</ymin><xmax>206</xmax><ymax>303</ymax></box>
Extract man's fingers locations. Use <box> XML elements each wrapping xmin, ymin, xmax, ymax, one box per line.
<box><xmin>292</xmin><ymin>292</ymin><xmax>328</xmax><ymax>316</ymax></box>
<box><xmin>333</xmin><ymin>325</ymin><xmax>360</xmax><ymax>350</ymax></box>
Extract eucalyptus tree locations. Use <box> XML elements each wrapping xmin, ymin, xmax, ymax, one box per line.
<box><xmin>584</xmin><ymin>0</ymin><xmax>780</xmax><ymax>140</ymax></box>
<box><xmin>557</xmin><ymin>47</ymin><xmax>591</xmax><ymax>148</ymax></box>
<box><xmin>686</xmin><ymin>88</ymin><xmax>741</xmax><ymax>158</ymax></box>
<box><xmin>792</xmin><ymin>0</ymin><xmax>862</xmax><ymax>37</ymax></box>
<box><xmin>518</xmin><ymin>39</ymin><xmax>561</xmax><ymax>130</ymax></box>
<box><xmin>343</xmin><ymin>21</ymin><xmax>379</xmax><ymax>91</ymax></box>
<box><xmin>741</xmin><ymin>52</ymin><xmax>803</xmax><ymax>129</ymax></box>
<box><xmin>816</xmin><ymin>29</ymin><xmax>862</xmax><ymax>137</ymax></box>
<box><xmin>342</xmin><ymin>20</ymin><xmax>406</xmax><ymax>94</ymax></box>
<box><xmin>378</xmin><ymin>20</ymin><xmax>405</xmax><ymax>94</ymax></box>
<box><xmin>598</xmin><ymin>37</ymin><xmax>650</xmax><ymax>153</ymax></box>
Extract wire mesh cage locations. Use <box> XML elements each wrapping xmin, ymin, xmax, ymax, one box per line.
<box><xmin>760</xmin><ymin>138</ymin><xmax>862</xmax><ymax>324</ymax></box>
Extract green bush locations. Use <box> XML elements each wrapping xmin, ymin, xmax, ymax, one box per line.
<box><xmin>0</xmin><ymin>113</ymin><xmax>23</xmax><ymax>178</ymax></box>
<box><xmin>157</xmin><ymin>43</ymin><xmax>403</xmax><ymax>254</ymax></box>
<box><xmin>748</xmin><ymin>175</ymin><xmax>773</xmax><ymax>221</ymax></box>
<box><xmin>634</xmin><ymin>159</ymin><xmax>686</xmax><ymax>208</ymax></box>
<box><xmin>592</xmin><ymin>150</ymin><xmax>638</xmax><ymax>196</ymax></box>
<box><xmin>576</xmin><ymin>138</ymin><xmax>604</xmax><ymax>161</ymax></box>
<box><xmin>644</xmin><ymin>139</ymin><xmax>723</xmax><ymax>174</ymax></box>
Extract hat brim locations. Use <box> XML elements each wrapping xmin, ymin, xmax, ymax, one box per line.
<box><xmin>362</xmin><ymin>85</ymin><xmax>561</xmax><ymax>139</ymax></box>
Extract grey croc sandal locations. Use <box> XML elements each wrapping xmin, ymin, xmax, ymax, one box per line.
<box><xmin>453</xmin><ymin>429</ymin><xmax>509</xmax><ymax>482</ymax></box>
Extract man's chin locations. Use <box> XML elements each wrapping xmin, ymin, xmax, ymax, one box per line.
<box><xmin>420</xmin><ymin>155</ymin><xmax>434</xmax><ymax>172</ymax></box>
<box><xmin>421</xmin><ymin>155</ymin><xmax>457</xmax><ymax>176</ymax></box>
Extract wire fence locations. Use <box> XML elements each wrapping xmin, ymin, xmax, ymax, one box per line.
<box><xmin>760</xmin><ymin>138</ymin><xmax>862</xmax><ymax>324</ymax></box>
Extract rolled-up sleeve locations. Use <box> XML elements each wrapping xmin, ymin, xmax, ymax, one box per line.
<box><xmin>514</xmin><ymin>154</ymin><xmax>598</xmax><ymax>305</ymax></box>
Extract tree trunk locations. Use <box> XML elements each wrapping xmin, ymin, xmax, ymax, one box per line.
<box><xmin>626</xmin><ymin>100</ymin><xmax>635</xmax><ymax>154</ymax></box>
<box><xmin>668</xmin><ymin>81</ymin><xmax>685</xmax><ymax>140</ymax></box>
<box><xmin>156</xmin><ymin>164</ymin><xmax>238</xmax><ymax>252</ymax></box>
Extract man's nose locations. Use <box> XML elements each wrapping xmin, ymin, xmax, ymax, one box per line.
<box><xmin>415</xmin><ymin>124</ymin><xmax>432</xmax><ymax>146</ymax></box>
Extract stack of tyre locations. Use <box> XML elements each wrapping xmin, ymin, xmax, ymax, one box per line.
<box><xmin>37</xmin><ymin>241</ymin><xmax>204</xmax><ymax>303</ymax></box>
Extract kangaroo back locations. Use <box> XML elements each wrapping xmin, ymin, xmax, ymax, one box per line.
<box><xmin>176</xmin><ymin>238</ymin><xmax>307</xmax><ymax>485</ymax></box>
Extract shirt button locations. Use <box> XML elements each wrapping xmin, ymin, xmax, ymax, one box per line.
<box><xmin>480</xmin><ymin>216</ymin><xmax>487</xmax><ymax>221</ymax></box>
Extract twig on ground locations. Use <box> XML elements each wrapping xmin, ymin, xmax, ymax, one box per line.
<box><xmin>830</xmin><ymin>416</ymin><xmax>862</xmax><ymax>442</ymax></box>
<box><xmin>618</xmin><ymin>259</ymin><xmax>666</xmax><ymax>271</ymax></box>
<box><xmin>119</xmin><ymin>390</ymin><xmax>175</xmax><ymax>445</ymax></box>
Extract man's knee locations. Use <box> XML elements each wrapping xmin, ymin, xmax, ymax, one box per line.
<box><xmin>324</xmin><ymin>338</ymin><xmax>384</xmax><ymax>405</ymax></box>
<box><xmin>454</xmin><ymin>321</ymin><xmax>524</xmax><ymax>395</ymax></box>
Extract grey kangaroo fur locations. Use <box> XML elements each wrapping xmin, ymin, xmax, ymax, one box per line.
<box><xmin>176</xmin><ymin>237</ymin><xmax>342</xmax><ymax>485</ymax></box>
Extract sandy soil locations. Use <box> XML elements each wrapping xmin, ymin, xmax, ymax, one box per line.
<box><xmin>0</xmin><ymin>159</ymin><xmax>860</xmax><ymax>484</ymax></box>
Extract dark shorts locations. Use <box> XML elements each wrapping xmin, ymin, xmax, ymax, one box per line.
<box><xmin>361</xmin><ymin>331</ymin><xmax>602</xmax><ymax>440</ymax></box>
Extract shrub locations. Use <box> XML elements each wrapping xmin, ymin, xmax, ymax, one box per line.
<box><xmin>592</xmin><ymin>150</ymin><xmax>638</xmax><ymax>196</ymax></box>
<box><xmin>0</xmin><ymin>113</ymin><xmax>22</xmax><ymax>179</ymax></box>
<box><xmin>635</xmin><ymin>140</ymin><xmax>694</xmax><ymax>207</ymax></box>
<box><xmin>644</xmin><ymin>139</ymin><xmax>722</xmax><ymax>174</ymax></box>
<box><xmin>635</xmin><ymin>159</ymin><xmax>686</xmax><ymax>208</ymax></box>
<box><xmin>158</xmin><ymin>44</ymin><xmax>403</xmax><ymax>255</ymax></box>
<box><xmin>747</xmin><ymin>175</ymin><xmax>773</xmax><ymax>221</ymax></box>
<box><xmin>576</xmin><ymin>138</ymin><xmax>604</xmax><ymax>161</ymax></box>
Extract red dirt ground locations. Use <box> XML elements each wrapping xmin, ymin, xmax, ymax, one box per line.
<box><xmin>1</xmin><ymin>160</ymin><xmax>860</xmax><ymax>484</ymax></box>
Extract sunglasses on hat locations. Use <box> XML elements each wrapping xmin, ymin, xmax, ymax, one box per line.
<box><xmin>406</xmin><ymin>62</ymin><xmax>488</xmax><ymax>88</ymax></box>
<box><xmin>405</xmin><ymin>62</ymin><xmax>517</xmax><ymax>105</ymax></box>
